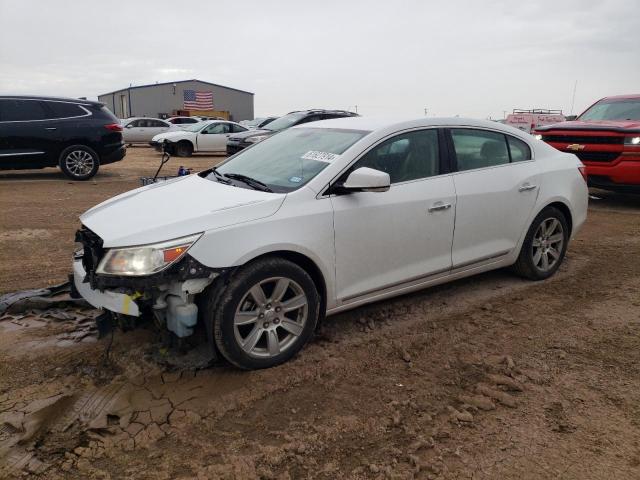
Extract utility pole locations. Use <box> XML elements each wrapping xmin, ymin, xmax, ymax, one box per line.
<box><xmin>354</xmin><ymin>105</ymin><xmax>358</xmax><ymax>114</ymax></box>
<box><xmin>424</xmin><ymin>108</ymin><xmax>428</xmax><ymax>116</ymax></box>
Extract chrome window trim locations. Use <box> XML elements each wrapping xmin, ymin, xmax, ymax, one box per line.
<box><xmin>0</xmin><ymin>99</ymin><xmax>92</xmax><ymax>123</ymax></box>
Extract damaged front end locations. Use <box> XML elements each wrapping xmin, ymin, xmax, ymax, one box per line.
<box><xmin>73</xmin><ymin>227</ymin><xmax>222</xmax><ymax>339</ymax></box>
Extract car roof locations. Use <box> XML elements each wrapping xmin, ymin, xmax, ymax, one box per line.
<box><xmin>293</xmin><ymin>116</ymin><xmax>534</xmax><ymax>139</ymax></box>
<box><xmin>600</xmin><ymin>94</ymin><xmax>640</xmax><ymax>101</ymax></box>
<box><xmin>0</xmin><ymin>95</ymin><xmax>103</xmax><ymax>107</ymax></box>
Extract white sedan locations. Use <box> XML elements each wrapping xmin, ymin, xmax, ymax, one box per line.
<box><xmin>74</xmin><ymin>117</ymin><xmax>588</xmax><ymax>369</ymax></box>
<box><xmin>121</xmin><ymin>117</ymin><xmax>179</xmax><ymax>144</ymax></box>
<box><xmin>151</xmin><ymin>120</ymin><xmax>248</xmax><ymax>156</ymax></box>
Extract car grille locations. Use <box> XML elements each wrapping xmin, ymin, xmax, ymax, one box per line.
<box><xmin>542</xmin><ymin>135</ymin><xmax>625</xmax><ymax>145</ymax></box>
<box><xmin>75</xmin><ymin>227</ymin><xmax>104</xmax><ymax>285</ymax></box>
<box><xmin>573</xmin><ymin>151</ymin><xmax>620</xmax><ymax>163</ymax></box>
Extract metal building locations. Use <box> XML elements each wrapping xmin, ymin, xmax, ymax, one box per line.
<box><xmin>98</xmin><ymin>79</ymin><xmax>254</xmax><ymax>121</ymax></box>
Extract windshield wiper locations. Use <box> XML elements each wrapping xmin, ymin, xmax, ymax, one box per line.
<box><xmin>209</xmin><ymin>167</ymin><xmax>231</xmax><ymax>184</ymax></box>
<box><xmin>223</xmin><ymin>173</ymin><xmax>273</xmax><ymax>192</ymax></box>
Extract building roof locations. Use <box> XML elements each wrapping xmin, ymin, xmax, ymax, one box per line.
<box><xmin>98</xmin><ymin>79</ymin><xmax>254</xmax><ymax>97</ymax></box>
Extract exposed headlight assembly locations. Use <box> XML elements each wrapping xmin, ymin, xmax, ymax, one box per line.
<box><xmin>244</xmin><ymin>135</ymin><xmax>269</xmax><ymax>144</ymax></box>
<box><xmin>624</xmin><ymin>136</ymin><xmax>640</xmax><ymax>146</ymax></box>
<box><xmin>96</xmin><ymin>234</ymin><xmax>202</xmax><ymax>276</ymax></box>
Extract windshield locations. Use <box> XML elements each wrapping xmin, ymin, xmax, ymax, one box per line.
<box><xmin>579</xmin><ymin>98</ymin><xmax>640</xmax><ymax>121</ymax></box>
<box><xmin>183</xmin><ymin>122</ymin><xmax>207</xmax><ymax>132</ymax></box>
<box><xmin>211</xmin><ymin>128</ymin><xmax>369</xmax><ymax>193</ymax></box>
<box><xmin>261</xmin><ymin>112</ymin><xmax>307</xmax><ymax>132</ymax></box>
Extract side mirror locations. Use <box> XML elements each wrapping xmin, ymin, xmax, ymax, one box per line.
<box><xmin>340</xmin><ymin>167</ymin><xmax>390</xmax><ymax>193</ymax></box>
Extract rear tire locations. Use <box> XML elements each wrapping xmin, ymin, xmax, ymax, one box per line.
<box><xmin>59</xmin><ymin>145</ymin><xmax>100</xmax><ymax>180</ymax></box>
<box><xmin>512</xmin><ymin>206</ymin><xmax>569</xmax><ymax>280</ymax></box>
<box><xmin>206</xmin><ymin>257</ymin><xmax>320</xmax><ymax>370</ymax></box>
<box><xmin>175</xmin><ymin>141</ymin><xmax>193</xmax><ymax>157</ymax></box>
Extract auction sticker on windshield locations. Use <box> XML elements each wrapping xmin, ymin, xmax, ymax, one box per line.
<box><xmin>301</xmin><ymin>151</ymin><xmax>340</xmax><ymax>162</ymax></box>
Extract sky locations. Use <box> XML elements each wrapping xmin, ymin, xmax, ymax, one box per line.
<box><xmin>1</xmin><ymin>0</ymin><xmax>639</xmax><ymax>119</ymax></box>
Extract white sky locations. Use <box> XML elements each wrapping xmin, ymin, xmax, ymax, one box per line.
<box><xmin>1</xmin><ymin>0</ymin><xmax>638</xmax><ymax>119</ymax></box>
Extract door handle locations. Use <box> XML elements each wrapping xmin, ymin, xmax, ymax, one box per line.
<box><xmin>428</xmin><ymin>202</ymin><xmax>452</xmax><ymax>212</ymax></box>
<box><xmin>518</xmin><ymin>183</ymin><xmax>537</xmax><ymax>192</ymax></box>
<box><xmin>44</xmin><ymin>127</ymin><xmax>57</xmax><ymax>131</ymax></box>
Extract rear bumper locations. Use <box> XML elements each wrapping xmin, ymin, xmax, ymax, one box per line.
<box><xmin>73</xmin><ymin>259</ymin><xmax>140</xmax><ymax>316</ymax></box>
<box><xmin>100</xmin><ymin>143</ymin><xmax>127</xmax><ymax>165</ymax></box>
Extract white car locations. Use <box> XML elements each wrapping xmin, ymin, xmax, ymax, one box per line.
<box><xmin>151</xmin><ymin>120</ymin><xmax>248</xmax><ymax>156</ymax></box>
<box><xmin>121</xmin><ymin>117</ymin><xmax>179</xmax><ymax>144</ymax></box>
<box><xmin>165</xmin><ymin>116</ymin><xmax>202</xmax><ymax>129</ymax></box>
<box><xmin>73</xmin><ymin>117</ymin><xmax>588</xmax><ymax>369</ymax></box>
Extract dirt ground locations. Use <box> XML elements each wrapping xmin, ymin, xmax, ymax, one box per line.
<box><xmin>1</xmin><ymin>148</ymin><xmax>639</xmax><ymax>479</ymax></box>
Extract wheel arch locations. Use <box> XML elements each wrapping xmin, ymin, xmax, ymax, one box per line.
<box><xmin>237</xmin><ymin>250</ymin><xmax>328</xmax><ymax>323</ymax></box>
<box><xmin>535</xmin><ymin>199</ymin><xmax>574</xmax><ymax>238</ymax></box>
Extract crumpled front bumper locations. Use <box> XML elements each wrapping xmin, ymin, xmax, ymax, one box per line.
<box><xmin>73</xmin><ymin>259</ymin><xmax>140</xmax><ymax>316</ymax></box>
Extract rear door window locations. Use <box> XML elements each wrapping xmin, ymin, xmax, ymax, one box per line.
<box><xmin>0</xmin><ymin>99</ymin><xmax>49</xmax><ymax>121</ymax></box>
<box><xmin>232</xmin><ymin>124</ymin><xmax>247</xmax><ymax>133</ymax></box>
<box><xmin>450</xmin><ymin>129</ymin><xmax>510</xmax><ymax>171</ymax></box>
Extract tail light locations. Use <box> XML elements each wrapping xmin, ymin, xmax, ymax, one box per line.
<box><xmin>104</xmin><ymin>123</ymin><xmax>123</xmax><ymax>132</ymax></box>
<box><xmin>578</xmin><ymin>165</ymin><xmax>588</xmax><ymax>183</ymax></box>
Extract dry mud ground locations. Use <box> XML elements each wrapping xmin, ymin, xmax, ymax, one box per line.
<box><xmin>1</xmin><ymin>149</ymin><xmax>640</xmax><ymax>479</ymax></box>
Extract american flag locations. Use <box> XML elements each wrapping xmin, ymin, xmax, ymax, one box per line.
<box><xmin>183</xmin><ymin>90</ymin><xmax>213</xmax><ymax>110</ymax></box>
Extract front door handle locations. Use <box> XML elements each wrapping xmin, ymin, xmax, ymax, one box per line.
<box><xmin>518</xmin><ymin>183</ymin><xmax>537</xmax><ymax>192</ymax></box>
<box><xmin>44</xmin><ymin>127</ymin><xmax>57</xmax><ymax>131</ymax></box>
<box><xmin>428</xmin><ymin>202</ymin><xmax>452</xmax><ymax>213</ymax></box>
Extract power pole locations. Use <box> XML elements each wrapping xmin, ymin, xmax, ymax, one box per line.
<box><xmin>424</xmin><ymin>108</ymin><xmax>428</xmax><ymax>116</ymax></box>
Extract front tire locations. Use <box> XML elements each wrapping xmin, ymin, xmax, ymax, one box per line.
<box><xmin>175</xmin><ymin>141</ymin><xmax>193</xmax><ymax>157</ymax></box>
<box><xmin>207</xmin><ymin>257</ymin><xmax>320</xmax><ymax>370</ymax></box>
<box><xmin>59</xmin><ymin>145</ymin><xmax>100</xmax><ymax>180</ymax></box>
<box><xmin>513</xmin><ymin>206</ymin><xmax>569</xmax><ymax>280</ymax></box>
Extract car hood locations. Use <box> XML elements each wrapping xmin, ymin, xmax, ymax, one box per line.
<box><xmin>152</xmin><ymin>130</ymin><xmax>196</xmax><ymax>142</ymax></box>
<box><xmin>536</xmin><ymin>119</ymin><xmax>640</xmax><ymax>133</ymax></box>
<box><xmin>80</xmin><ymin>174</ymin><xmax>285</xmax><ymax>247</ymax></box>
<box><xmin>229</xmin><ymin>128</ymin><xmax>274</xmax><ymax>140</ymax></box>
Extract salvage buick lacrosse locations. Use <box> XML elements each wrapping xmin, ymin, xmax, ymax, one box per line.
<box><xmin>74</xmin><ymin>117</ymin><xmax>588</xmax><ymax>369</ymax></box>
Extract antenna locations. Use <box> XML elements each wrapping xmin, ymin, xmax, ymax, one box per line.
<box><xmin>570</xmin><ymin>80</ymin><xmax>578</xmax><ymax>115</ymax></box>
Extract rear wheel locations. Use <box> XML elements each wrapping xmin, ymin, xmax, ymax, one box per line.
<box><xmin>175</xmin><ymin>141</ymin><xmax>193</xmax><ymax>157</ymax></box>
<box><xmin>59</xmin><ymin>145</ymin><xmax>100</xmax><ymax>180</ymax></box>
<box><xmin>513</xmin><ymin>206</ymin><xmax>569</xmax><ymax>280</ymax></box>
<box><xmin>207</xmin><ymin>257</ymin><xmax>320</xmax><ymax>370</ymax></box>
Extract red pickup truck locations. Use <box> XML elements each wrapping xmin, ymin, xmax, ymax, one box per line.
<box><xmin>534</xmin><ymin>94</ymin><xmax>640</xmax><ymax>193</ymax></box>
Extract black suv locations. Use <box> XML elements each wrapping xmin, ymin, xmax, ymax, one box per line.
<box><xmin>226</xmin><ymin>109</ymin><xmax>359</xmax><ymax>155</ymax></box>
<box><xmin>0</xmin><ymin>96</ymin><xmax>126</xmax><ymax>180</ymax></box>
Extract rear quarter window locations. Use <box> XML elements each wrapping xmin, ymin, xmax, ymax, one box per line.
<box><xmin>507</xmin><ymin>136</ymin><xmax>532</xmax><ymax>161</ymax></box>
<box><xmin>46</xmin><ymin>101</ymin><xmax>87</xmax><ymax>119</ymax></box>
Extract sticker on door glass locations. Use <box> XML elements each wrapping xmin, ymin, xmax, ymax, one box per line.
<box><xmin>301</xmin><ymin>150</ymin><xmax>339</xmax><ymax>162</ymax></box>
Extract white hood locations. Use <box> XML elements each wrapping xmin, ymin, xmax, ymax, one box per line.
<box><xmin>152</xmin><ymin>130</ymin><xmax>196</xmax><ymax>142</ymax></box>
<box><xmin>81</xmin><ymin>174</ymin><xmax>285</xmax><ymax>247</ymax></box>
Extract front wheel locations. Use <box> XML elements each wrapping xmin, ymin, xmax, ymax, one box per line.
<box><xmin>59</xmin><ymin>145</ymin><xmax>100</xmax><ymax>180</ymax></box>
<box><xmin>175</xmin><ymin>141</ymin><xmax>193</xmax><ymax>157</ymax></box>
<box><xmin>512</xmin><ymin>206</ymin><xmax>569</xmax><ymax>280</ymax></box>
<box><xmin>207</xmin><ymin>257</ymin><xmax>320</xmax><ymax>370</ymax></box>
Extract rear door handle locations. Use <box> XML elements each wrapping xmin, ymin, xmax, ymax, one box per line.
<box><xmin>518</xmin><ymin>183</ymin><xmax>537</xmax><ymax>192</ymax></box>
<box><xmin>44</xmin><ymin>127</ymin><xmax>57</xmax><ymax>131</ymax></box>
<box><xmin>428</xmin><ymin>202</ymin><xmax>452</xmax><ymax>212</ymax></box>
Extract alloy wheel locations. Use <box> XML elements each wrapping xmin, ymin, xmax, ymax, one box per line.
<box><xmin>531</xmin><ymin>217</ymin><xmax>564</xmax><ymax>272</ymax></box>
<box><xmin>233</xmin><ymin>277</ymin><xmax>308</xmax><ymax>358</ymax></box>
<box><xmin>65</xmin><ymin>150</ymin><xmax>95</xmax><ymax>177</ymax></box>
